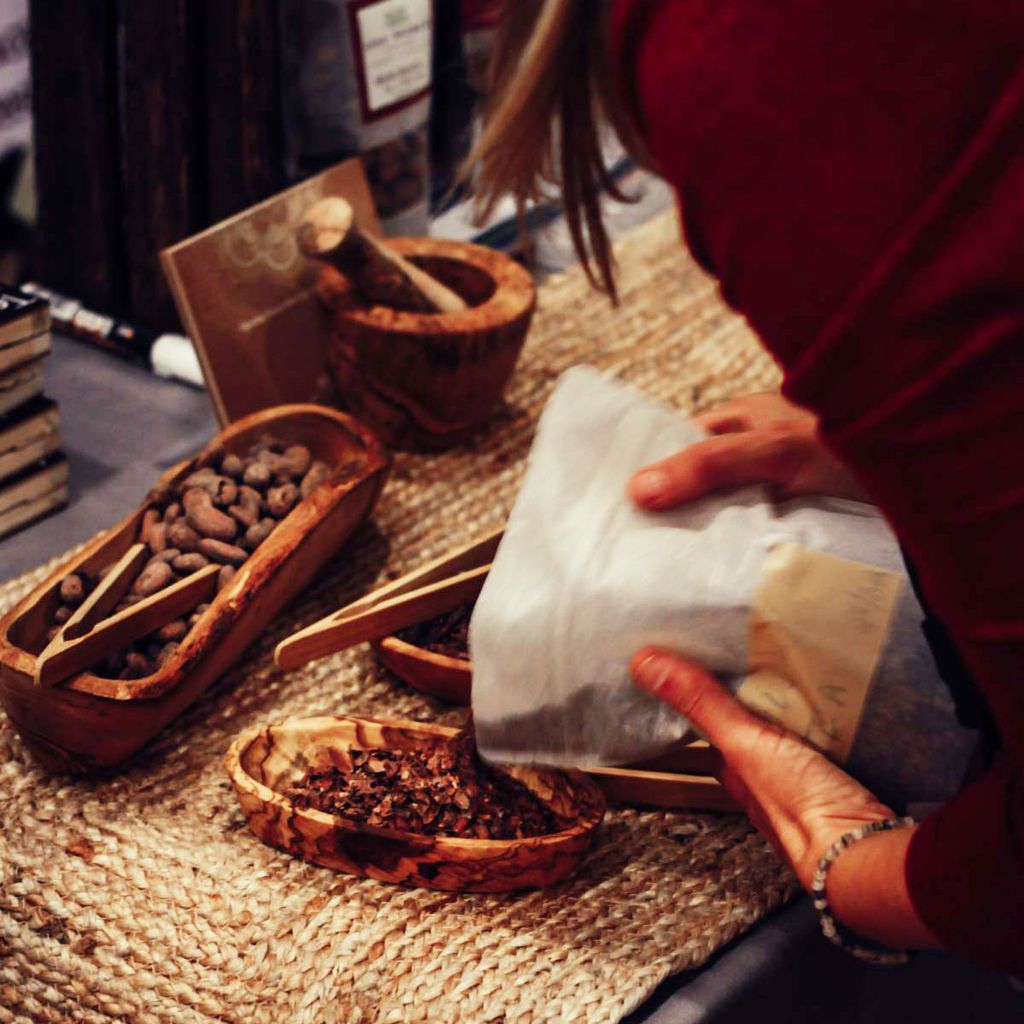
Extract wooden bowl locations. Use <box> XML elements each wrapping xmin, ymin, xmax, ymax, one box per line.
<box><xmin>226</xmin><ymin>715</ymin><xmax>606</xmax><ymax>892</ymax></box>
<box><xmin>373</xmin><ymin>634</ymin><xmax>471</xmax><ymax>705</ymax></box>
<box><xmin>323</xmin><ymin>237</ymin><xmax>536</xmax><ymax>451</ymax></box>
<box><xmin>0</xmin><ymin>405</ymin><xmax>389</xmax><ymax>773</ymax></box>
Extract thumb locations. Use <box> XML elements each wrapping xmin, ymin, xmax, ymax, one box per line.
<box><xmin>631</xmin><ymin>646</ymin><xmax>764</xmax><ymax>756</ymax></box>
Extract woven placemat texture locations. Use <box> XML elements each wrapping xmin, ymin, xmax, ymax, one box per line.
<box><xmin>0</xmin><ymin>210</ymin><xmax>793</xmax><ymax>1024</ymax></box>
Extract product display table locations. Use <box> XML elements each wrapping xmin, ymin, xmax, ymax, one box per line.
<box><xmin>1</xmin><ymin>213</ymin><xmax>1020</xmax><ymax>1023</ymax></box>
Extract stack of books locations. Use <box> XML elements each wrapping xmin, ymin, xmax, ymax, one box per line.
<box><xmin>0</xmin><ymin>284</ymin><xmax>66</xmax><ymax>539</ymax></box>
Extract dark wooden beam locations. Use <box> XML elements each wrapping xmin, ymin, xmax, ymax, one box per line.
<box><xmin>30</xmin><ymin>0</ymin><xmax>123</xmax><ymax>312</ymax></box>
<box><xmin>118</xmin><ymin>0</ymin><xmax>203</xmax><ymax>330</ymax></box>
<box><xmin>200</xmin><ymin>0</ymin><xmax>284</xmax><ymax>223</ymax></box>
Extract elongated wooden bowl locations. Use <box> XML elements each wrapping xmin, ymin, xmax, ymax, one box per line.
<box><xmin>0</xmin><ymin>405</ymin><xmax>389</xmax><ymax>773</ymax></box>
<box><xmin>324</xmin><ymin>237</ymin><xmax>536</xmax><ymax>451</ymax></box>
<box><xmin>226</xmin><ymin>715</ymin><xmax>606</xmax><ymax>892</ymax></box>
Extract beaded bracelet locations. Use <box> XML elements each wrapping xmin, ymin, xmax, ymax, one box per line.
<box><xmin>810</xmin><ymin>816</ymin><xmax>917</xmax><ymax>966</ymax></box>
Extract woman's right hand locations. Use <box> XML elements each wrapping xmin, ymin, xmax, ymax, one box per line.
<box><xmin>628</xmin><ymin>392</ymin><xmax>868</xmax><ymax>509</ymax></box>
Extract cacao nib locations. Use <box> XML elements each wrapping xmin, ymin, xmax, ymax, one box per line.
<box><xmin>288</xmin><ymin>728</ymin><xmax>558</xmax><ymax>840</ymax></box>
<box><xmin>398</xmin><ymin>603</ymin><xmax>473</xmax><ymax>660</ymax></box>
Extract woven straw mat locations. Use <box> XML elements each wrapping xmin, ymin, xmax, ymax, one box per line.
<box><xmin>0</xmin><ymin>209</ymin><xmax>794</xmax><ymax>1024</ymax></box>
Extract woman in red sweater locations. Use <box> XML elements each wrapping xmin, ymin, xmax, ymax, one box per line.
<box><xmin>471</xmin><ymin>0</ymin><xmax>1024</xmax><ymax>971</ymax></box>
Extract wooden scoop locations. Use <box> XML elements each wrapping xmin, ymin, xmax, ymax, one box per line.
<box><xmin>298</xmin><ymin>197</ymin><xmax>468</xmax><ymax>315</ymax></box>
<box><xmin>34</xmin><ymin>552</ymin><xmax>219</xmax><ymax>688</ymax></box>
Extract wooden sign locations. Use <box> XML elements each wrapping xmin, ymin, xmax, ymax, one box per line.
<box><xmin>161</xmin><ymin>159</ymin><xmax>381</xmax><ymax>426</ymax></box>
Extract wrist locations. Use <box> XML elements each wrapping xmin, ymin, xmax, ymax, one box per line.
<box><xmin>821</xmin><ymin>822</ymin><xmax>942</xmax><ymax>952</ymax></box>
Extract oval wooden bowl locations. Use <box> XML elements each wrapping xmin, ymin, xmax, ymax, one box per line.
<box><xmin>373</xmin><ymin>635</ymin><xmax>471</xmax><ymax>705</ymax></box>
<box><xmin>0</xmin><ymin>405</ymin><xmax>389</xmax><ymax>773</ymax></box>
<box><xmin>323</xmin><ymin>237</ymin><xmax>536</xmax><ymax>451</ymax></box>
<box><xmin>226</xmin><ymin>715</ymin><xmax>606</xmax><ymax>892</ymax></box>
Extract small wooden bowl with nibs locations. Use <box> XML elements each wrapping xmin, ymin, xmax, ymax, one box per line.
<box><xmin>374</xmin><ymin>606</ymin><xmax>472</xmax><ymax>706</ymax></box>
<box><xmin>275</xmin><ymin>531</ymin><xmax>738</xmax><ymax>814</ymax></box>
<box><xmin>226</xmin><ymin>714</ymin><xmax>606</xmax><ymax>892</ymax></box>
<box><xmin>0</xmin><ymin>404</ymin><xmax>389</xmax><ymax>774</ymax></box>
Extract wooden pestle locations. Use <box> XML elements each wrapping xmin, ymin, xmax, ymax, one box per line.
<box><xmin>298</xmin><ymin>198</ymin><xmax>468</xmax><ymax>315</ymax></box>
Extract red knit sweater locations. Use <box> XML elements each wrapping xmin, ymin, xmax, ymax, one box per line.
<box><xmin>610</xmin><ymin>0</ymin><xmax>1024</xmax><ymax>971</ymax></box>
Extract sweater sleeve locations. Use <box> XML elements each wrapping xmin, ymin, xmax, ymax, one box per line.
<box><xmin>611</xmin><ymin>0</ymin><xmax>1024</xmax><ymax>971</ymax></box>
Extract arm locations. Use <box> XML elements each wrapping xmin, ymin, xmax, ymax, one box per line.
<box><xmin>630</xmin><ymin>646</ymin><xmax>940</xmax><ymax>951</ymax></box>
<box><xmin>613</xmin><ymin>0</ymin><xmax>1024</xmax><ymax>970</ymax></box>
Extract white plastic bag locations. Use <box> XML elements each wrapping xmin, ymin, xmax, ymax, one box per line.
<box><xmin>470</xmin><ymin>368</ymin><xmax>977</xmax><ymax>809</ymax></box>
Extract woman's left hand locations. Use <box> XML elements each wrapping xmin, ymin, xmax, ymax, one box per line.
<box><xmin>630</xmin><ymin>646</ymin><xmax>894</xmax><ymax>889</ymax></box>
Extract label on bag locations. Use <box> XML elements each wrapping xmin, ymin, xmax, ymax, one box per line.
<box><xmin>352</xmin><ymin>0</ymin><xmax>432</xmax><ymax>118</ymax></box>
<box><xmin>738</xmin><ymin>542</ymin><xmax>903</xmax><ymax>762</ymax></box>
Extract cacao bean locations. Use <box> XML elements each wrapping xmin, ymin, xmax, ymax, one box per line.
<box><xmin>166</xmin><ymin>520</ymin><xmax>200</xmax><ymax>552</ymax></box>
<box><xmin>54</xmin><ymin>605</ymin><xmax>72</xmax><ymax>625</ymax></box>
<box><xmin>281</xmin><ymin>445</ymin><xmax>312</xmax><ymax>480</ymax></box>
<box><xmin>157</xmin><ymin>642</ymin><xmax>180</xmax><ymax>667</ymax></box>
<box><xmin>139</xmin><ymin>507</ymin><xmax>160</xmax><ymax>546</ymax></box>
<box><xmin>228</xmin><ymin>503</ymin><xmax>257</xmax><ymax>529</ymax></box>
<box><xmin>59</xmin><ymin>574</ymin><xmax>85</xmax><ymax>607</ymax></box>
<box><xmin>154</xmin><ymin>548</ymin><xmax>181</xmax><ymax>564</ymax></box>
<box><xmin>220</xmin><ymin>453</ymin><xmax>244</xmax><ymax>479</ymax></box>
<box><xmin>211</xmin><ymin>478</ymin><xmax>238</xmax><ymax>508</ymax></box>
<box><xmin>121</xmin><ymin>652</ymin><xmax>154</xmax><ymax>679</ymax></box>
<box><xmin>228</xmin><ymin>485</ymin><xmax>262</xmax><ymax>527</ymax></box>
<box><xmin>266</xmin><ymin>483</ymin><xmax>298</xmax><ymax>519</ymax></box>
<box><xmin>182</xmin><ymin>467</ymin><xmax>217</xmax><ymax>487</ymax></box>
<box><xmin>300</xmin><ymin>460</ymin><xmax>331</xmax><ymax>498</ymax></box>
<box><xmin>242</xmin><ymin>461</ymin><xmax>271</xmax><ymax>489</ymax></box>
<box><xmin>131</xmin><ymin>560</ymin><xmax>173</xmax><ymax>597</ymax></box>
<box><xmin>147</xmin><ymin>521</ymin><xmax>168</xmax><ymax>554</ymax></box>
<box><xmin>198</xmin><ymin>538</ymin><xmax>248</xmax><ymax>565</ymax></box>
<box><xmin>183</xmin><ymin>488</ymin><xmax>238</xmax><ymax>542</ymax></box>
<box><xmin>164</xmin><ymin>502</ymin><xmax>182</xmax><ymax>523</ymax></box>
<box><xmin>171</xmin><ymin>552</ymin><xmax>210</xmax><ymax>575</ymax></box>
<box><xmin>244</xmin><ymin>518</ymin><xmax>276</xmax><ymax>550</ymax></box>
<box><xmin>157</xmin><ymin>619</ymin><xmax>187</xmax><ymax>642</ymax></box>
<box><xmin>217</xmin><ymin>565</ymin><xmax>237</xmax><ymax>592</ymax></box>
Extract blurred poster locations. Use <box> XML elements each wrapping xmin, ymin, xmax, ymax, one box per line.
<box><xmin>0</xmin><ymin>0</ymin><xmax>29</xmax><ymax>155</ymax></box>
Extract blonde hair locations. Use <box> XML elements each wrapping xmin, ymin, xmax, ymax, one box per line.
<box><xmin>465</xmin><ymin>0</ymin><xmax>649</xmax><ymax>300</ymax></box>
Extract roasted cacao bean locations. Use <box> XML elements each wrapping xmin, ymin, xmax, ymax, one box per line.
<box><xmin>171</xmin><ymin>552</ymin><xmax>210</xmax><ymax>575</ymax></box>
<box><xmin>198</xmin><ymin>538</ymin><xmax>248</xmax><ymax>565</ymax></box>
<box><xmin>266</xmin><ymin>483</ymin><xmax>298</xmax><ymax>519</ymax></box>
<box><xmin>59</xmin><ymin>574</ymin><xmax>85</xmax><ymax>607</ymax></box>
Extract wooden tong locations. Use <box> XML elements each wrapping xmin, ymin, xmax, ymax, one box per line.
<box><xmin>274</xmin><ymin>527</ymin><xmax>503</xmax><ymax>670</ymax></box>
<box><xmin>34</xmin><ymin>543</ymin><xmax>218</xmax><ymax>688</ymax></box>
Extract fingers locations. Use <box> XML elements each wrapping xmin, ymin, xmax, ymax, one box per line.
<box><xmin>629</xmin><ymin>430</ymin><xmax>795</xmax><ymax>509</ymax></box>
<box><xmin>695</xmin><ymin>392</ymin><xmax>813</xmax><ymax>435</ymax></box>
<box><xmin>630</xmin><ymin>647</ymin><xmax>764</xmax><ymax>757</ymax></box>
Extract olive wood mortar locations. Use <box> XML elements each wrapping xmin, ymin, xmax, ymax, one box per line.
<box><xmin>0</xmin><ymin>405</ymin><xmax>389</xmax><ymax>774</ymax></box>
<box><xmin>226</xmin><ymin>715</ymin><xmax>606</xmax><ymax>892</ymax></box>
<box><xmin>321</xmin><ymin>237</ymin><xmax>536</xmax><ymax>451</ymax></box>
